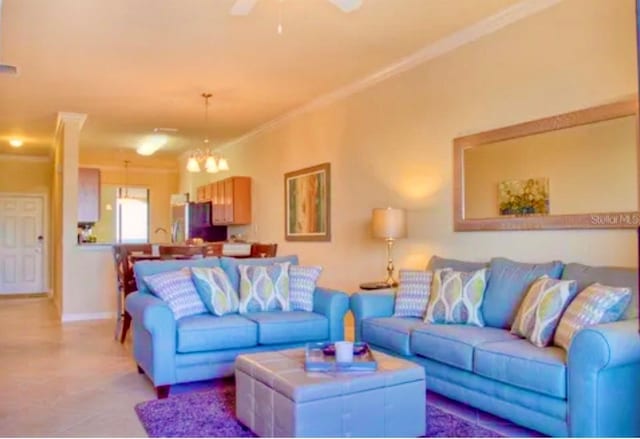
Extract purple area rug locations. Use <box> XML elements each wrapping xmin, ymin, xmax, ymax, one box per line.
<box><xmin>135</xmin><ymin>379</ymin><xmax>501</xmax><ymax>437</ymax></box>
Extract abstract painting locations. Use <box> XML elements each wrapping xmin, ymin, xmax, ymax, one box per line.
<box><xmin>284</xmin><ymin>163</ymin><xmax>331</xmax><ymax>241</ymax></box>
<box><xmin>498</xmin><ymin>178</ymin><xmax>549</xmax><ymax>216</ymax></box>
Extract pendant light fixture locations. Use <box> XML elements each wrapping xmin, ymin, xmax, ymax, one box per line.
<box><xmin>119</xmin><ymin>160</ymin><xmax>133</xmax><ymax>202</ymax></box>
<box><xmin>186</xmin><ymin>93</ymin><xmax>230</xmax><ymax>173</ymax></box>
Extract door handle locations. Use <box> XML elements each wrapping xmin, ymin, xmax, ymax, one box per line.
<box><xmin>37</xmin><ymin>235</ymin><xmax>44</xmax><ymax>241</ymax></box>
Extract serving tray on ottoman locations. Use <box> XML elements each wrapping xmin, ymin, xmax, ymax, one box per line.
<box><xmin>235</xmin><ymin>348</ymin><xmax>426</xmax><ymax>437</ymax></box>
<box><xmin>304</xmin><ymin>342</ymin><xmax>377</xmax><ymax>372</ymax></box>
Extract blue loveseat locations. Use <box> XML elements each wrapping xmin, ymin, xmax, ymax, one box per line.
<box><xmin>351</xmin><ymin>256</ymin><xmax>640</xmax><ymax>437</ymax></box>
<box><xmin>125</xmin><ymin>255</ymin><xmax>349</xmax><ymax>398</ymax></box>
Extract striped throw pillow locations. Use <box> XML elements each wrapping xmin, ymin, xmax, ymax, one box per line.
<box><xmin>289</xmin><ymin>265</ymin><xmax>322</xmax><ymax>312</ymax></box>
<box><xmin>511</xmin><ymin>275</ymin><xmax>578</xmax><ymax>348</ymax></box>
<box><xmin>191</xmin><ymin>266</ymin><xmax>239</xmax><ymax>316</ymax></box>
<box><xmin>554</xmin><ymin>283</ymin><xmax>631</xmax><ymax>351</ymax></box>
<box><xmin>144</xmin><ymin>269</ymin><xmax>207</xmax><ymax>320</ymax></box>
<box><xmin>393</xmin><ymin>270</ymin><xmax>433</xmax><ymax>318</ymax></box>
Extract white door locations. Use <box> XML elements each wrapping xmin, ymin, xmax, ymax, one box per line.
<box><xmin>0</xmin><ymin>196</ymin><xmax>44</xmax><ymax>294</ymax></box>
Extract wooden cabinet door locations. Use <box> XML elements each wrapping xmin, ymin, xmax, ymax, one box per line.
<box><xmin>230</xmin><ymin>177</ymin><xmax>252</xmax><ymax>225</ymax></box>
<box><xmin>78</xmin><ymin>168</ymin><xmax>101</xmax><ymax>223</ymax></box>
<box><xmin>196</xmin><ymin>186</ymin><xmax>206</xmax><ymax>202</ymax></box>
<box><xmin>223</xmin><ymin>178</ymin><xmax>234</xmax><ymax>223</ymax></box>
<box><xmin>212</xmin><ymin>181</ymin><xmax>224</xmax><ymax>224</ymax></box>
<box><xmin>203</xmin><ymin>183</ymin><xmax>212</xmax><ymax>201</ymax></box>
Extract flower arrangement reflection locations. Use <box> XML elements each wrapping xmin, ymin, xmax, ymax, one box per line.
<box><xmin>498</xmin><ymin>178</ymin><xmax>549</xmax><ymax>216</ymax></box>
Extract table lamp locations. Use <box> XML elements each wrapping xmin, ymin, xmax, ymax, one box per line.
<box><xmin>371</xmin><ymin>207</ymin><xmax>407</xmax><ymax>287</ymax></box>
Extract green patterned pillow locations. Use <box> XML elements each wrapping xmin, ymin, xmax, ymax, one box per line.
<box><xmin>190</xmin><ymin>267</ymin><xmax>239</xmax><ymax>316</ymax></box>
<box><xmin>238</xmin><ymin>262</ymin><xmax>291</xmax><ymax>313</ymax></box>
<box><xmin>425</xmin><ymin>268</ymin><xmax>487</xmax><ymax>327</ymax></box>
<box><xmin>511</xmin><ymin>275</ymin><xmax>578</xmax><ymax>347</ymax></box>
<box><xmin>554</xmin><ymin>283</ymin><xmax>631</xmax><ymax>351</ymax></box>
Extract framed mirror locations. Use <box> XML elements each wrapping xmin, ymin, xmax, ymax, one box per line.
<box><xmin>454</xmin><ymin>99</ymin><xmax>639</xmax><ymax>231</ymax></box>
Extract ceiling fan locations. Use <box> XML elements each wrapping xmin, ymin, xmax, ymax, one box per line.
<box><xmin>230</xmin><ymin>0</ymin><xmax>363</xmax><ymax>16</ymax></box>
<box><xmin>0</xmin><ymin>0</ymin><xmax>17</xmax><ymax>75</ymax></box>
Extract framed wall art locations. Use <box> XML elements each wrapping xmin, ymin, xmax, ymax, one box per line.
<box><xmin>284</xmin><ymin>162</ymin><xmax>331</xmax><ymax>241</ymax></box>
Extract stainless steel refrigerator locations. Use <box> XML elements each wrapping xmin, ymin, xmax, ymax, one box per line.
<box><xmin>170</xmin><ymin>200</ymin><xmax>227</xmax><ymax>243</ymax></box>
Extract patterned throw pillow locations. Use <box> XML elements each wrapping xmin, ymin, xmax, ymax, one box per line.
<box><xmin>190</xmin><ymin>267</ymin><xmax>239</xmax><ymax>316</ymax></box>
<box><xmin>393</xmin><ymin>270</ymin><xmax>434</xmax><ymax>318</ymax></box>
<box><xmin>238</xmin><ymin>262</ymin><xmax>291</xmax><ymax>313</ymax></box>
<box><xmin>143</xmin><ymin>269</ymin><xmax>207</xmax><ymax>320</ymax></box>
<box><xmin>289</xmin><ymin>265</ymin><xmax>322</xmax><ymax>312</ymax></box>
<box><xmin>554</xmin><ymin>283</ymin><xmax>631</xmax><ymax>351</ymax></box>
<box><xmin>511</xmin><ymin>275</ymin><xmax>578</xmax><ymax>348</ymax></box>
<box><xmin>425</xmin><ymin>268</ymin><xmax>487</xmax><ymax>327</ymax></box>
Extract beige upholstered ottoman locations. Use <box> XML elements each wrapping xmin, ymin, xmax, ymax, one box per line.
<box><xmin>235</xmin><ymin>349</ymin><xmax>426</xmax><ymax>437</ymax></box>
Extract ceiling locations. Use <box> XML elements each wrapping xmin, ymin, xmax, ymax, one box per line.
<box><xmin>0</xmin><ymin>0</ymin><xmax>518</xmax><ymax>157</ymax></box>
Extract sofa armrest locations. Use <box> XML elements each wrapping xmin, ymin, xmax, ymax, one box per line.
<box><xmin>350</xmin><ymin>291</ymin><xmax>395</xmax><ymax>341</ymax></box>
<box><xmin>313</xmin><ymin>287</ymin><xmax>349</xmax><ymax>341</ymax></box>
<box><xmin>125</xmin><ymin>292</ymin><xmax>177</xmax><ymax>386</ymax></box>
<box><xmin>568</xmin><ymin>319</ymin><xmax>640</xmax><ymax>437</ymax></box>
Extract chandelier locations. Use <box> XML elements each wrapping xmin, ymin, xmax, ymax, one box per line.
<box><xmin>186</xmin><ymin>92</ymin><xmax>230</xmax><ymax>173</ymax></box>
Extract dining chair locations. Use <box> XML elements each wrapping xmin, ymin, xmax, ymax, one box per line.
<box><xmin>118</xmin><ymin>243</ymin><xmax>152</xmax><ymax>343</ymax></box>
<box><xmin>250</xmin><ymin>243</ymin><xmax>278</xmax><ymax>258</ymax></box>
<box><xmin>202</xmin><ymin>242</ymin><xmax>224</xmax><ymax>257</ymax></box>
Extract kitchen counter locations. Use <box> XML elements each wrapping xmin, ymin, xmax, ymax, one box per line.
<box><xmin>75</xmin><ymin>242</ymin><xmax>253</xmax><ymax>257</ymax></box>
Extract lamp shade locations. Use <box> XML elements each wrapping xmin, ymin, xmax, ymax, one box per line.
<box><xmin>371</xmin><ymin>207</ymin><xmax>407</xmax><ymax>239</ymax></box>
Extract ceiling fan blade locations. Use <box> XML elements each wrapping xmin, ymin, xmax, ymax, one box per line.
<box><xmin>328</xmin><ymin>0</ymin><xmax>363</xmax><ymax>13</ymax></box>
<box><xmin>230</xmin><ymin>0</ymin><xmax>258</xmax><ymax>16</ymax></box>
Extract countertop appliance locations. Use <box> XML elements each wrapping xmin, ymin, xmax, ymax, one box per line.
<box><xmin>171</xmin><ymin>201</ymin><xmax>227</xmax><ymax>243</ymax></box>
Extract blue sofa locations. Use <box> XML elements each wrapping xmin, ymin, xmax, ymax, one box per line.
<box><xmin>351</xmin><ymin>257</ymin><xmax>640</xmax><ymax>437</ymax></box>
<box><xmin>125</xmin><ymin>255</ymin><xmax>349</xmax><ymax>398</ymax></box>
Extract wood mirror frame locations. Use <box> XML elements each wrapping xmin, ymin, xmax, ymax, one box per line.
<box><xmin>453</xmin><ymin>99</ymin><xmax>639</xmax><ymax>231</ymax></box>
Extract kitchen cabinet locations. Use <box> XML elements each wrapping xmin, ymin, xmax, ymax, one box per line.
<box><xmin>196</xmin><ymin>186</ymin><xmax>206</xmax><ymax>202</ymax></box>
<box><xmin>221</xmin><ymin>176</ymin><xmax>251</xmax><ymax>225</ymax></box>
<box><xmin>203</xmin><ymin>183</ymin><xmax>212</xmax><ymax>201</ymax></box>
<box><xmin>78</xmin><ymin>168</ymin><xmax>101</xmax><ymax>223</ymax></box>
<box><xmin>196</xmin><ymin>177</ymin><xmax>251</xmax><ymax>225</ymax></box>
<box><xmin>211</xmin><ymin>182</ymin><xmax>224</xmax><ymax>224</ymax></box>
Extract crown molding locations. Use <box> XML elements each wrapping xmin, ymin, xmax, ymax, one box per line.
<box><xmin>222</xmin><ymin>0</ymin><xmax>562</xmax><ymax>149</ymax></box>
<box><xmin>0</xmin><ymin>154</ymin><xmax>51</xmax><ymax>163</ymax></box>
<box><xmin>80</xmin><ymin>163</ymin><xmax>178</xmax><ymax>174</ymax></box>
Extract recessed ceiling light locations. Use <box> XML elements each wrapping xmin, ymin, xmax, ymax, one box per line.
<box><xmin>136</xmin><ymin>134</ymin><xmax>168</xmax><ymax>156</ymax></box>
<box><xmin>9</xmin><ymin>139</ymin><xmax>23</xmax><ymax>148</ymax></box>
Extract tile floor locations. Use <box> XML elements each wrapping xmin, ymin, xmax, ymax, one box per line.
<box><xmin>0</xmin><ymin>297</ymin><xmax>543</xmax><ymax>437</ymax></box>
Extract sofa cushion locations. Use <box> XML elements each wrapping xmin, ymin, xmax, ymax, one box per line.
<box><xmin>426</xmin><ymin>255</ymin><xmax>488</xmax><ymax>273</ymax></box>
<box><xmin>554</xmin><ymin>283</ymin><xmax>631</xmax><ymax>351</ymax></box>
<box><xmin>561</xmin><ymin>263</ymin><xmax>638</xmax><ymax>319</ymax></box>
<box><xmin>410</xmin><ymin>324</ymin><xmax>518</xmax><ymax>371</ymax></box>
<box><xmin>361</xmin><ymin>317</ymin><xmax>423</xmax><ymax>356</ymax></box>
<box><xmin>176</xmin><ymin>314</ymin><xmax>257</xmax><ymax>353</ymax></box>
<box><xmin>393</xmin><ymin>270</ymin><xmax>433</xmax><ymax>318</ymax></box>
<box><xmin>511</xmin><ymin>276</ymin><xmax>578</xmax><ymax>348</ymax></box>
<box><xmin>134</xmin><ymin>258</ymin><xmax>222</xmax><ymax>295</ymax></box>
<box><xmin>238</xmin><ymin>262</ymin><xmax>291</xmax><ymax>313</ymax></box>
<box><xmin>483</xmin><ymin>257</ymin><xmax>564</xmax><ymax>329</ymax></box>
<box><xmin>244</xmin><ymin>311</ymin><xmax>328</xmax><ymax>345</ymax></box>
<box><xmin>191</xmin><ymin>266</ymin><xmax>239</xmax><ymax>316</ymax></box>
<box><xmin>143</xmin><ymin>269</ymin><xmax>208</xmax><ymax>320</ymax></box>
<box><xmin>289</xmin><ymin>265</ymin><xmax>322</xmax><ymax>312</ymax></box>
<box><xmin>220</xmin><ymin>255</ymin><xmax>299</xmax><ymax>293</ymax></box>
<box><xmin>425</xmin><ymin>268</ymin><xmax>487</xmax><ymax>327</ymax></box>
<box><xmin>474</xmin><ymin>339</ymin><xmax>567</xmax><ymax>399</ymax></box>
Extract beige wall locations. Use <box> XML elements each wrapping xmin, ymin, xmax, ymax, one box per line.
<box><xmin>181</xmin><ymin>0</ymin><xmax>638</xmax><ymax>294</ymax></box>
<box><xmin>464</xmin><ymin>115</ymin><xmax>638</xmax><ymax>218</ymax></box>
<box><xmin>0</xmin><ymin>157</ymin><xmax>52</xmax><ymax>194</ymax></box>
